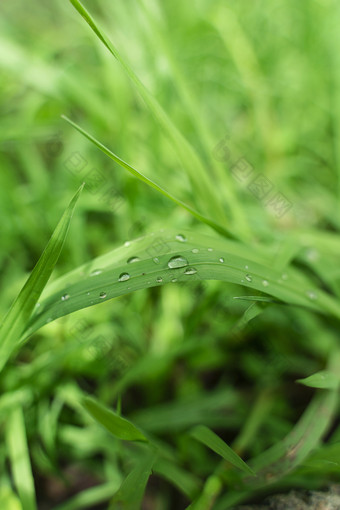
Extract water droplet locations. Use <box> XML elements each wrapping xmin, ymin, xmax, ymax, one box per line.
<box><xmin>184</xmin><ymin>267</ymin><xmax>197</xmax><ymax>275</ymax></box>
<box><xmin>153</xmin><ymin>257</ymin><xmax>160</xmax><ymax>264</ymax></box>
<box><xmin>99</xmin><ymin>292</ymin><xmax>107</xmax><ymax>299</ymax></box>
<box><xmin>127</xmin><ymin>256</ymin><xmax>140</xmax><ymax>264</ymax></box>
<box><xmin>262</xmin><ymin>280</ymin><xmax>269</xmax><ymax>287</ymax></box>
<box><xmin>245</xmin><ymin>274</ymin><xmax>252</xmax><ymax>282</ymax></box>
<box><xmin>156</xmin><ymin>276</ymin><xmax>163</xmax><ymax>283</ymax></box>
<box><xmin>87</xmin><ymin>292</ymin><xmax>90</xmax><ymax>296</ymax></box>
<box><xmin>171</xmin><ymin>278</ymin><xmax>178</xmax><ymax>283</ymax></box>
<box><xmin>306</xmin><ymin>248</ymin><xmax>319</xmax><ymax>262</ymax></box>
<box><xmin>281</xmin><ymin>273</ymin><xmax>288</xmax><ymax>280</ymax></box>
<box><xmin>192</xmin><ymin>248</ymin><xmax>199</xmax><ymax>254</ymax></box>
<box><xmin>124</xmin><ymin>241</ymin><xmax>131</xmax><ymax>247</ymax></box>
<box><xmin>167</xmin><ymin>255</ymin><xmax>188</xmax><ymax>269</ymax></box>
<box><xmin>36</xmin><ymin>303</ymin><xmax>41</xmax><ymax>308</ymax></box>
<box><xmin>307</xmin><ymin>290</ymin><xmax>318</xmax><ymax>300</ymax></box>
<box><xmin>61</xmin><ymin>294</ymin><xmax>70</xmax><ymax>301</ymax></box>
<box><xmin>219</xmin><ymin>257</ymin><xmax>224</xmax><ymax>263</ymax></box>
<box><xmin>245</xmin><ymin>265</ymin><xmax>249</xmax><ymax>270</ymax></box>
<box><xmin>208</xmin><ymin>248</ymin><xmax>213</xmax><ymax>252</ymax></box>
<box><xmin>175</xmin><ymin>234</ymin><xmax>186</xmax><ymax>242</ymax></box>
<box><xmin>118</xmin><ymin>272</ymin><xmax>130</xmax><ymax>282</ymax></box>
<box><xmin>46</xmin><ymin>317</ymin><xmax>52</xmax><ymax>323</ymax></box>
<box><xmin>90</xmin><ymin>269</ymin><xmax>102</xmax><ymax>277</ymax></box>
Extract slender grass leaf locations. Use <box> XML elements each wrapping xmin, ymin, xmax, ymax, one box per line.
<box><xmin>216</xmin><ymin>351</ymin><xmax>340</xmax><ymax>510</ymax></box>
<box><xmin>190</xmin><ymin>425</ymin><xmax>254</xmax><ymax>475</ymax></box>
<box><xmin>153</xmin><ymin>458</ymin><xmax>201</xmax><ymax>499</ymax></box>
<box><xmin>68</xmin><ymin>0</ymin><xmax>229</xmax><ymax>228</ymax></box>
<box><xmin>187</xmin><ymin>475</ymin><xmax>222</xmax><ymax>510</ymax></box>
<box><xmin>62</xmin><ymin>116</ymin><xmax>233</xmax><ymax>239</ymax></box>
<box><xmin>137</xmin><ymin>0</ymin><xmax>251</xmax><ymax>239</ymax></box>
<box><xmin>0</xmin><ymin>184</ymin><xmax>83</xmax><ymax>372</ymax></box>
<box><xmin>53</xmin><ymin>482</ymin><xmax>121</xmax><ymax>510</ymax></box>
<box><xmin>296</xmin><ymin>370</ymin><xmax>340</xmax><ymax>390</ymax></box>
<box><xmin>0</xmin><ymin>487</ymin><xmax>22</xmax><ymax>510</ymax></box>
<box><xmin>82</xmin><ymin>396</ymin><xmax>148</xmax><ymax>442</ymax></box>
<box><xmin>6</xmin><ymin>407</ymin><xmax>37</xmax><ymax>510</ymax></box>
<box><xmin>109</xmin><ymin>449</ymin><xmax>157</xmax><ymax>510</ymax></box>
<box><xmin>24</xmin><ymin>229</ymin><xmax>340</xmax><ymax>339</ymax></box>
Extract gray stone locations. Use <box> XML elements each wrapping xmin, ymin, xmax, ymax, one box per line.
<box><xmin>234</xmin><ymin>485</ymin><xmax>340</xmax><ymax>510</ymax></box>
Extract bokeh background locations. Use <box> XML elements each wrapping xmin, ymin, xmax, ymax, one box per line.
<box><xmin>1</xmin><ymin>0</ymin><xmax>340</xmax><ymax>508</ymax></box>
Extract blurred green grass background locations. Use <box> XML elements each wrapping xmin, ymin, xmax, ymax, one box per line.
<box><xmin>1</xmin><ymin>0</ymin><xmax>340</xmax><ymax>509</ymax></box>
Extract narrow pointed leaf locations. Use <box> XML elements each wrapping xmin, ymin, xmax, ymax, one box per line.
<box><xmin>297</xmin><ymin>370</ymin><xmax>340</xmax><ymax>390</ymax></box>
<box><xmin>6</xmin><ymin>407</ymin><xmax>37</xmax><ymax>510</ymax></box>
<box><xmin>82</xmin><ymin>397</ymin><xmax>148</xmax><ymax>442</ymax></box>
<box><xmin>109</xmin><ymin>450</ymin><xmax>157</xmax><ymax>510</ymax></box>
<box><xmin>0</xmin><ymin>185</ymin><xmax>83</xmax><ymax>372</ymax></box>
<box><xmin>190</xmin><ymin>425</ymin><xmax>254</xmax><ymax>475</ymax></box>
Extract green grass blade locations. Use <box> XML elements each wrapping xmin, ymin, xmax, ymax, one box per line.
<box><xmin>82</xmin><ymin>397</ymin><xmax>148</xmax><ymax>442</ymax></box>
<box><xmin>190</xmin><ymin>425</ymin><xmax>254</xmax><ymax>475</ymax></box>
<box><xmin>6</xmin><ymin>407</ymin><xmax>37</xmax><ymax>510</ymax></box>
<box><xmin>109</xmin><ymin>449</ymin><xmax>157</xmax><ymax>510</ymax></box>
<box><xmin>0</xmin><ymin>185</ymin><xmax>83</xmax><ymax>372</ymax></box>
<box><xmin>296</xmin><ymin>370</ymin><xmax>340</xmax><ymax>390</ymax></box>
<box><xmin>153</xmin><ymin>458</ymin><xmax>201</xmax><ymax>499</ymax></box>
<box><xmin>24</xmin><ymin>229</ymin><xmax>340</xmax><ymax>339</ymax></box>
<box><xmin>68</xmin><ymin>0</ymin><xmax>229</xmax><ymax>228</ymax></box>
<box><xmin>53</xmin><ymin>482</ymin><xmax>121</xmax><ymax>510</ymax></box>
<box><xmin>62</xmin><ymin>116</ymin><xmax>234</xmax><ymax>239</ymax></box>
<box><xmin>0</xmin><ymin>487</ymin><xmax>22</xmax><ymax>510</ymax></box>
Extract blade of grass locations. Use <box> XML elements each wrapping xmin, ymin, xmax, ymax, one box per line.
<box><xmin>82</xmin><ymin>396</ymin><xmax>148</xmax><ymax>442</ymax></box>
<box><xmin>0</xmin><ymin>184</ymin><xmax>83</xmax><ymax>372</ymax></box>
<box><xmin>68</xmin><ymin>0</ymin><xmax>230</xmax><ymax>230</ymax></box>
<box><xmin>109</xmin><ymin>449</ymin><xmax>157</xmax><ymax>510</ymax></box>
<box><xmin>190</xmin><ymin>425</ymin><xmax>254</xmax><ymax>475</ymax></box>
<box><xmin>53</xmin><ymin>482</ymin><xmax>121</xmax><ymax>510</ymax></box>
<box><xmin>62</xmin><ymin>115</ymin><xmax>234</xmax><ymax>239</ymax></box>
<box><xmin>296</xmin><ymin>370</ymin><xmax>340</xmax><ymax>390</ymax></box>
<box><xmin>6</xmin><ymin>407</ymin><xmax>37</xmax><ymax>510</ymax></box>
<box><xmin>24</xmin><ymin>229</ymin><xmax>340</xmax><ymax>339</ymax></box>
<box><xmin>214</xmin><ymin>350</ymin><xmax>340</xmax><ymax>509</ymax></box>
<box><xmin>137</xmin><ymin>0</ymin><xmax>251</xmax><ymax>239</ymax></box>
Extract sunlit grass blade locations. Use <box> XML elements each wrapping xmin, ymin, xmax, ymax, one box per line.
<box><xmin>190</xmin><ymin>425</ymin><xmax>254</xmax><ymax>475</ymax></box>
<box><xmin>109</xmin><ymin>449</ymin><xmax>157</xmax><ymax>510</ymax></box>
<box><xmin>68</xmin><ymin>0</ymin><xmax>230</xmax><ymax>229</ymax></box>
<box><xmin>82</xmin><ymin>396</ymin><xmax>148</xmax><ymax>442</ymax></box>
<box><xmin>0</xmin><ymin>486</ymin><xmax>22</xmax><ymax>510</ymax></box>
<box><xmin>0</xmin><ymin>185</ymin><xmax>83</xmax><ymax>372</ymax></box>
<box><xmin>297</xmin><ymin>370</ymin><xmax>340</xmax><ymax>390</ymax></box>
<box><xmin>62</xmin><ymin>116</ymin><xmax>234</xmax><ymax>239</ymax></box>
<box><xmin>24</xmin><ymin>229</ymin><xmax>340</xmax><ymax>339</ymax></box>
<box><xmin>6</xmin><ymin>407</ymin><xmax>37</xmax><ymax>510</ymax></box>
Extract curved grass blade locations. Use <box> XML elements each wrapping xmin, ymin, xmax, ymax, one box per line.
<box><xmin>24</xmin><ymin>229</ymin><xmax>340</xmax><ymax>339</ymax></box>
<box><xmin>6</xmin><ymin>407</ymin><xmax>37</xmax><ymax>510</ymax></box>
<box><xmin>109</xmin><ymin>449</ymin><xmax>157</xmax><ymax>510</ymax></box>
<box><xmin>62</xmin><ymin>116</ymin><xmax>233</xmax><ymax>239</ymax></box>
<box><xmin>68</xmin><ymin>0</ymin><xmax>229</xmax><ymax>229</ymax></box>
<box><xmin>0</xmin><ymin>184</ymin><xmax>83</xmax><ymax>372</ymax></box>
<box><xmin>190</xmin><ymin>425</ymin><xmax>254</xmax><ymax>475</ymax></box>
<box><xmin>215</xmin><ymin>351</ymin><xmax>340</xmax><ymax>509</ymax></box>
<box><xmin>82</xmin><ymin>397</ymin><xmax>148</xmax><ymax>442</ymax></box>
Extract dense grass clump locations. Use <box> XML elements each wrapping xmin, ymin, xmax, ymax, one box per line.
<box><xmin>1</xmin><ymin>1</ymin><xmax>340</xmax><ymax>509</ymax></box>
